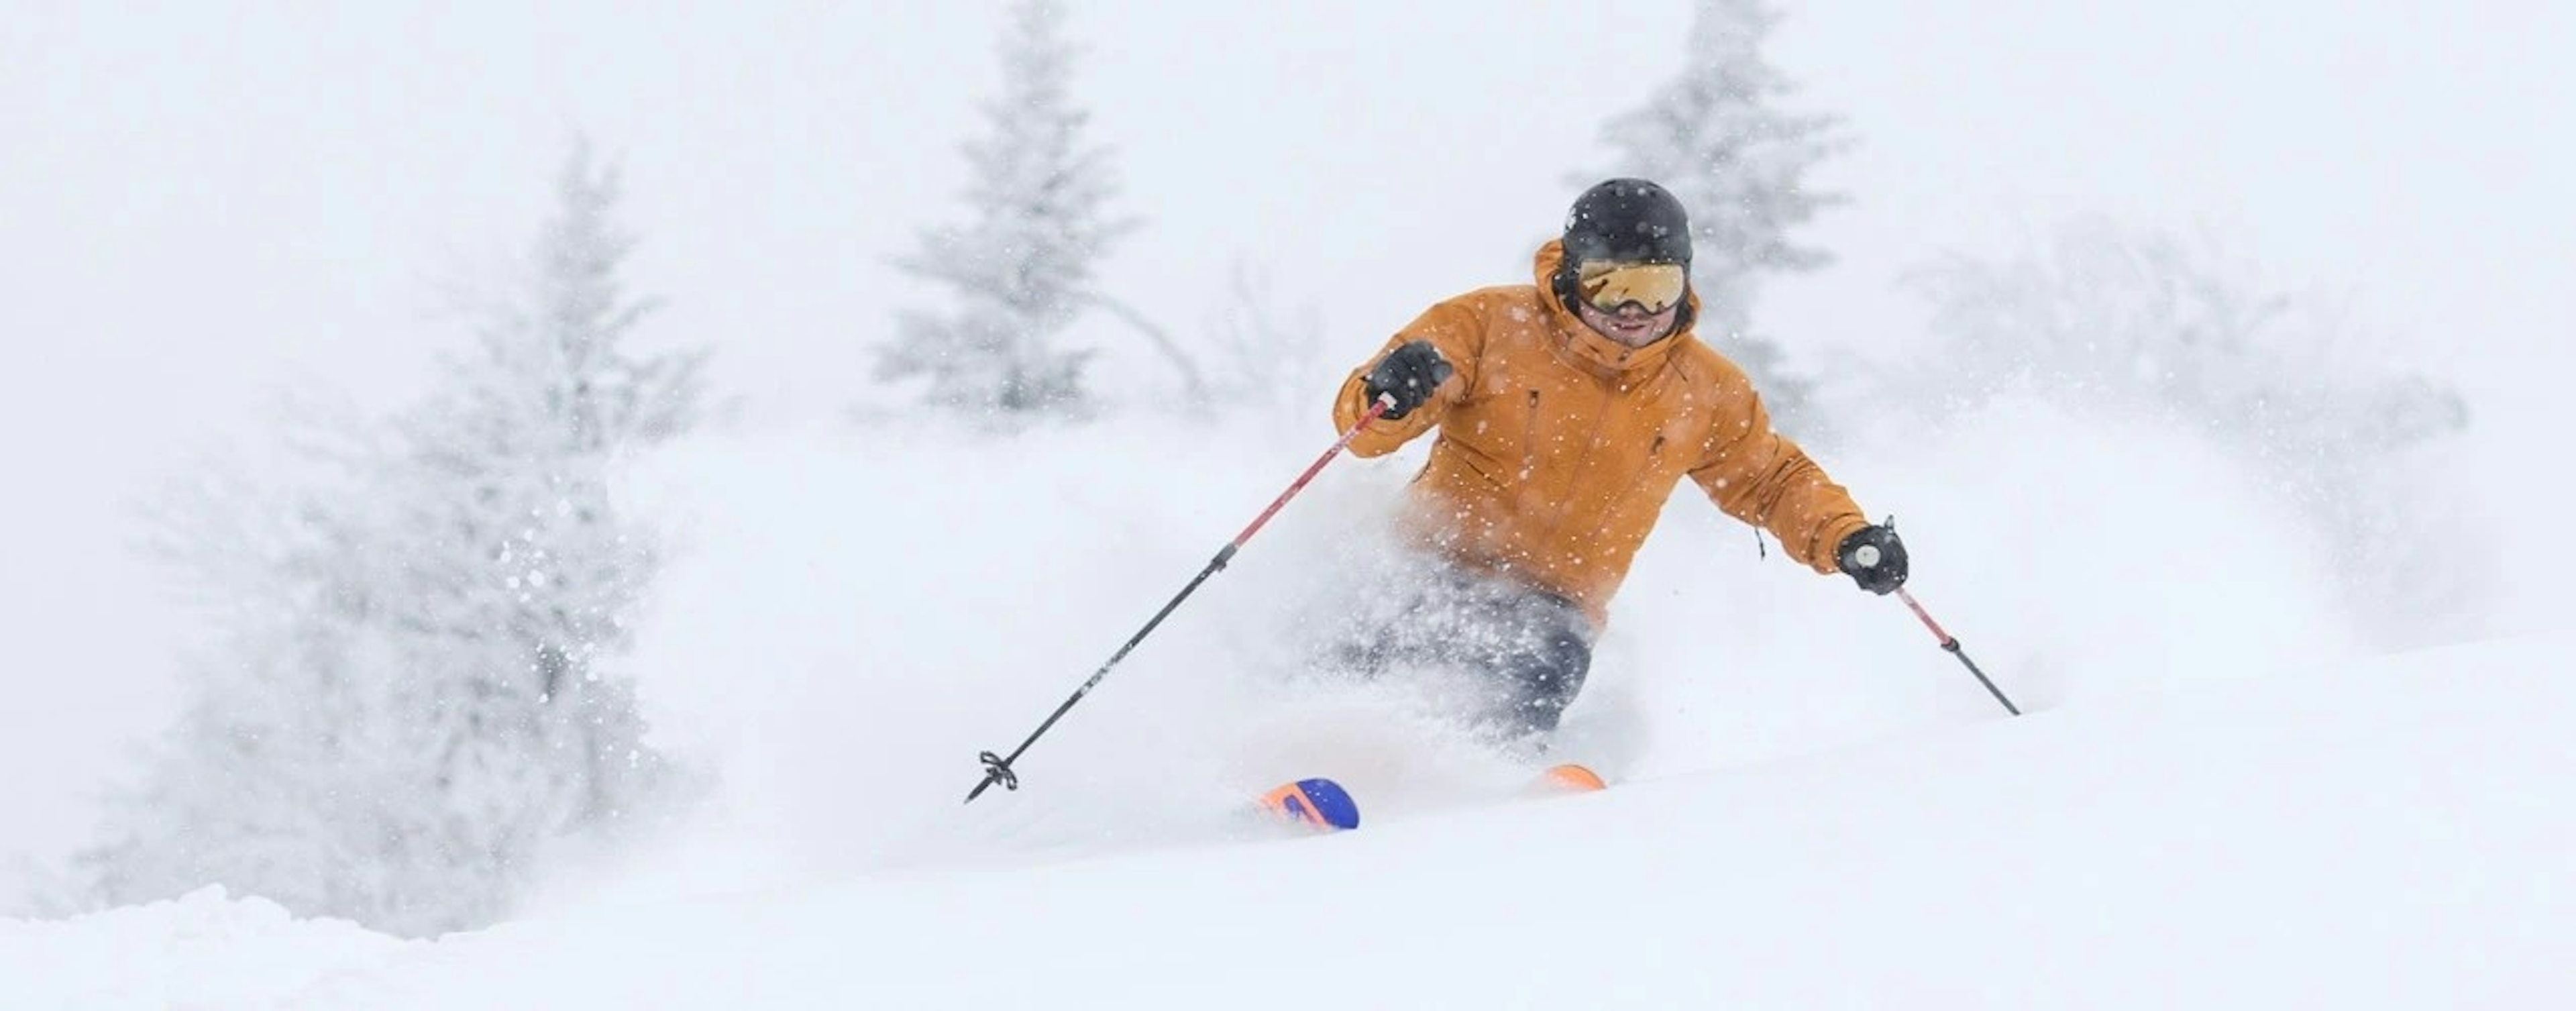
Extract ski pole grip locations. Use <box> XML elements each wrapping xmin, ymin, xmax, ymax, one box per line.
<box><xmin>1853</xmin><ymin>544</ymin><xmax>1882</xmax><ymax>568</ymax></box>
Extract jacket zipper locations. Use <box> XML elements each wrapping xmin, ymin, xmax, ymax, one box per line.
<box><xmin>1521</xmin><ymin>377</ymin><xmax>1621</xmax><ymax>558</ymax></box>
<box><xmin>1519</xmin><ymin>390</ymin><xmax>1541</xmax><ymax>484</ymax></box>
<box><xmin>1556</xmin><ymin>380</ymin><xmax>1615</xmax><ymax>526</ymax></box>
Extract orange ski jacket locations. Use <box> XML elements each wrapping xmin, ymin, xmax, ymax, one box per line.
<box><xmin>1334</xmin><ymin>240</ymin><xmax>1870</xmax><ymax>627</ymax></box>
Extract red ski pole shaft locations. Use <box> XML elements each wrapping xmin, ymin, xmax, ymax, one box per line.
<box><xmin>1895</xmin><ymin>587</ymin><xmax>2021</xmax><ymax>716</ymax></box>
<box><xmin>966</xmin><ymin>400</ymin><xmax>1393</xmax><ymax>802</ymax></box>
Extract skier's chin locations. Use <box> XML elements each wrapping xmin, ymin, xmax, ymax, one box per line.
<box><xmin>1604</xmin><ymin>323</ymin><xmax>1665</xmax><ymax>347</ymax></box>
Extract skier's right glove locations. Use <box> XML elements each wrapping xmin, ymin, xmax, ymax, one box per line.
<box><xmin>1836</xmin><ymin>524</ymin><xmax>1909</xmax><ymax>595</ymax></box>
<box><xmin>1363</xmin><ymin>340</ymin><xmax>1454</xmax><ymax>421</ymax></box>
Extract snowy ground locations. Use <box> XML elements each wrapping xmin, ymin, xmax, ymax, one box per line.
<box><xmin>11</xmin><ymin>627</ymin><xmax>2568</xmax><ymax>1008</ymax></box>
<box><xmin>7</xmin><ymin>406</ymin><xmax>2563</xmax><ymax>1009</ymax></box>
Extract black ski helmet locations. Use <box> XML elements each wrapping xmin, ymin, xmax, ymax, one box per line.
<box><xmin>1562</xmin><ymin>178</ymin><xmax>1692</xmax><ymax>266</ymax></box>
<box><xmin>1554</xmin><ymin>178</ymin><xmax>1696</xmax><ymax>328</ymax></box>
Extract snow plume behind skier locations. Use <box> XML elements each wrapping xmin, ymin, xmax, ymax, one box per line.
<box><xmin>560</xmin><ymin>363</ymin><xmax>2353</xmax><ymax>903</ymax></box>
<box><xmin>549</xmin><ymin>182</ymin><xmax>2357</xmax><ymax>893</ymax></box>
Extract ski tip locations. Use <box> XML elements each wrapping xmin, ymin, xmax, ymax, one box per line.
<box><xmin>1258</xmin><ymin>778</ymin><xmax>1361</xmax><ymax>832</ymax></box>
<box><xmin>1536</xmin><ymin>763</ymin><xmax>1608</xmax><ymax>793</ymax></box>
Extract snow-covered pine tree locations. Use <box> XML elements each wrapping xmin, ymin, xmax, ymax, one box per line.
<box><xmin>80</xmin><ymin>142</ymin><xmax>704</xmax><ymax>937</ymax></box>
<box><xmin>877</xmin><ymin>0</ymin><xmax>1132</xmax><ymax>423</ymax></box>
<box><xmin>385</xmin><ymin>138</ymin><xmax>704</xmax><ymax>854</ymax></box>
<box><xmin>1594</xmin><ymin>0</ymin><xmax>1848</xmax><ymax>427</ymax></box>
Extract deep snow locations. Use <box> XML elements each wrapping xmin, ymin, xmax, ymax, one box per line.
<box><xmin>12</xmin><ymin>625</ymin><xmax>2569</xmax><ymax>1008</ymax></box>
<box><xmin>9</xmin><ymin>405</ymin><xmax>2561</xmax><ymax>1009</ymax></box>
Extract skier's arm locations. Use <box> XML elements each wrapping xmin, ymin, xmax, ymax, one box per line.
<box><xmin>1686</xmin><ymin>370</ymin><xmax>1869</xmax><ymax>574</ymax></box>
<box><xmin>1333</xmin><ymin>299</ymin><xmax>1484</xmax><ymax>457</ymax></box>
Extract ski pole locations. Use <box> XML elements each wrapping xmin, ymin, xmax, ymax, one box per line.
<box><xmin>1890</xmin><ymin>584</ymin><xmax>2021</xmax><ymax>716</ymax></box>
<box><xmin>965</xmin><ymin>398</ymin><xmax>1394</xmax><ymax>803</ymax></box>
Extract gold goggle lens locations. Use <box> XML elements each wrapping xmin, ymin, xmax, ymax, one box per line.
<box><xmin>1575</xmin><ymin>261</ymin><xmax>1688</xmax><ymax>313</ymax></box>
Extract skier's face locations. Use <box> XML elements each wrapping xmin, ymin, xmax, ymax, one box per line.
<box><xmin>1575</xmin><ymin>297</ymin><xmax>1681</xmax><ymax>348</ymax></box>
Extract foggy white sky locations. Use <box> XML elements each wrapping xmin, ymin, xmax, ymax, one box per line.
<box><xmin>4</xmin><ymin>1</ymin><xmax>2571</xmax><ymax>871</ymax></box>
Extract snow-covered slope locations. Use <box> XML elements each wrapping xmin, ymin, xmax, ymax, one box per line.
<box><xmin>6</xmin><ymin>407</ymin><xmax>2562</xmax><ymax>1009</ymax></box>
<box><xmin>11</xmin><ymin>627</ymin><xmax>2569</xmax><ymax>1009</ymax></box>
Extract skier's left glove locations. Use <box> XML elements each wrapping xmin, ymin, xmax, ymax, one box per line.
<box><xmin>1835</xmin><ymin>525</ymin><xmax>1909</xmax><ymax>595</ymax></box>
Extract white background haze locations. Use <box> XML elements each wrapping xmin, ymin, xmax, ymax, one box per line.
<box><xmin>3</xmin><ymin>1</ymin><xmax>2573</xmax><ymax>997</ymax></box>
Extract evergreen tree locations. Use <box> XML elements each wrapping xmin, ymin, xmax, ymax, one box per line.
<box><xmin>878</xmin><ymin>0</ymin><xmax>1131</xmax><ymax>421</ymax></box>
<box><xmin>1595</xmin><ymin>0</ymin><xmax>1848</xmax><ymax>427</ymax></box>
<box><xmin>80</xmin><ymin>143</ymin><xmax>704</xmax><ymax>937</ymax></box>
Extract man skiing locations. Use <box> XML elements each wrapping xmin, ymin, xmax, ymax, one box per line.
<box><xmin>1331</xmin><ymin>178</ymin><xmax>1907</xmax><ymax>741</ymax></box>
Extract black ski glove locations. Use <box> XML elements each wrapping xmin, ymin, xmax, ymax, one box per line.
<box><xmin>1363</xmin><ymin>340</ymin><xmax>1454</xmax><ymax>420</ymax></box>
<box><xmin>1835</xmin><ymin>524</ymin><xmax>1909</xmax><ymax>595</ymax></box>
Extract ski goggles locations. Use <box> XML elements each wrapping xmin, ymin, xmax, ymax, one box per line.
<box><xmin>1574</xmin><ymin>260</ymin><xmax>1688</xmax><ymax>313</ymax></box>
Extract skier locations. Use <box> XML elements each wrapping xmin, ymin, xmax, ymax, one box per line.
<box><xmin>1332</xmin><ymin>178</ymin><xmax>1908</xmax><ymax>742</ymax></box>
